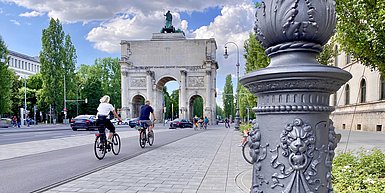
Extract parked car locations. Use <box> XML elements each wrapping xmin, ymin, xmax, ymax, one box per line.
<box><xmin>70</xmin><ymin>115</ymin><xmax>96</xmax><ymax>131</ymax></box>
<box><xmin>111</xmin><ymin>118</ymin><xmax>121</xmax><ymax>125</ymax></box>
<box><xmin>169</xmin><ymin>119</ymin><xmax>193</xmax><ymax>129</ymax></box>
<box><xmin>128</xmin><ymin>117</ymin><xmax>139</xmax><ymax>128</ymax></box>
<box><xmin>0</xmin><ymin>118</ymin><xmax>12</xmax><ymax>128</ymax></box>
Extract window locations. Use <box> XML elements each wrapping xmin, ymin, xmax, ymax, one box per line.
<box><xmin>360</xmin><ymin>79</ymin><xmax>366</xmax><ymax>103</ymax></box>
<box><xmin>381</xmin><ymin>76</ymin><xmax>385</xmax><ymax>100</ymax></box>
<box><xmin>345</xmin><ymin>84</ymin><xmax>350</xmax><ymax>105</ymax></box>
<box><xmin>377</xmin><ymin>125</ymin><xmax>382</xmax><ymax>132</ymax></box>
<box><xmin>334</xmin><ymin>45</ymin><xmax>339</xmax><ymax>66</ymax></box>
<box><xmin>346</xmin><ymin>53</ymin><xmax>351</xmax><ymax>64</ymax></box>
<box><xmin>342</xmin><ymin>124</ymin><xmax>346</xmax><ymax>130</ymax></box>
<box><xmin>357</xmin><ymin>124</ymin><xmax>361</xmax><ymax>131</ymax></box>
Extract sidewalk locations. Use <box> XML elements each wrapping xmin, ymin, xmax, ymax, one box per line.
<box><xmin>43</xmin><ymin>126</ymin><xmax>253</xmax><ymax>193</ymax></box>
<box><xmin>0</xmin><ymin>123</ymin><xmax>69</xmax><ymax>133</ymax></box>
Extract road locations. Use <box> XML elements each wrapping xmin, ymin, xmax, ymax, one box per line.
<box><xmin>0</xmin><ymin>125</ymin><xmax>198</xmax><ymax>193</ymax></box>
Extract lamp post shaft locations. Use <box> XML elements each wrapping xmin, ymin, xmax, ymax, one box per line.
<box><xmin>224</xmin><ymin>41</ymin><xmax>240</xmax><ymax>130</ymax></box>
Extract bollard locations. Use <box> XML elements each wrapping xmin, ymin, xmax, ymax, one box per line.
<box><xmin>240</xmin><ymin>0</ymin><xmax>352</xmax><ymax>192</ymax></box>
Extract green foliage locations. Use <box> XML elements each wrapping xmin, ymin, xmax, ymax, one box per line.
<box><xmin>336</xmin><ymin>0</ymin><xmax>385</xmax><ymax>73</ymax></box>
<box><xmin>333</xmin><ymin>149</ymin><xmax>385</xmax><ymax>193</ymax></box>
<box><xmin>39</xmin><ymin>18</ymin><xmax>77</xmax><ymax>121</ymax></box>
<box><xmin>223</xmin><ymin>74</ymin><xmax>234</xmax><ymax>119</ymax></box>
<box><xmin>216</xmin><ymin>104</ymin><xmax>224</xmax><ymax>119</ymax></box>
<box><xmin>243</xmin><ymin>32</ymin><xmax>270</xmax><ymax>73</ymax></box>
<box><xmin>192</xmin><ymin>96</ymin><xmax>203</xmax><ymax>118</ymax></box>
<box><xmin>75</xmin><ymin>58</ymin><xmax>120</xmax><ymax>116</ymax></box>
<box><xmin>93</xmin><ymin>57</ymin><xmax>121</xmax><ymax>108</ymax></box>
<box><xmin>0</xmin><ymin>35</ymin><xmax>13</xmax><ymax>116</ymax></box>
<box><xmin>170</xmin><ymin>89</ymin><xmax>179</xmax><ymax>119</ymax></box>
<box><xmin>239</xmin><ymin>123</ymin><xmax>252</xmax><ymax>133</ymax></box>
<box><xmin>239</xmin><ymin>85</ymin><xmax>256</xmax><ymax>120</ymax></box>
<box><xmin>80</xmin><ymin>77</ymin><xmax>103</xmax><ymax>115</ymax></box>
<box><xmin>317</xmin><ymin>39</ymin><xmax>337</xmax><ymax>65</ymax></box>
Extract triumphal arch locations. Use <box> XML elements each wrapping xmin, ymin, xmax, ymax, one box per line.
<box><xmin>119</xmin><ymin>32</ymin><xmax>218</xmax><ymax>124</ymax></box>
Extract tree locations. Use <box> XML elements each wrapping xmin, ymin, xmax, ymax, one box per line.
<box><xmin>223</xmin><ymin>74</ymin><xmax>234</xmax><ymax>119</ymax></box>
<box><xmin>40</xmin><ymin>18</ymin><xmax>66</xmax><ymax>121</ymax></box>
<box><xmin>192</xmin><ymin>96</ymin><xmax>203</xmax><ymax>118</ymax></box>
<box><xmin>244</xmin><ymin>33</ymin><xmax>270</xmax><ymax>72</ymax></box>
<box><xmin>0</xmin><ymin>35</ymin><xmax>13</xmax><ymax>116</ymax></box>
<box><xmin>94</xmin><ymin>57</ymin><xmax>121</xmax><ymax>108</ymax></box>
<box><xmin>216</xmin><ymin>104</ymin><xmax>224</xmax><ymax>120</ymax></box>
<box><xmin>81</xmin><ymin>77</ymin><xmax>103</xmax><ymax>115</ymax></box>
<box><xmin>317</xmin><ymin>40</ymin><xmax>336</xmax><ymax>65</ymax></box>
<box><xmin>163</xmin><ymin>86</ymin><xmax>172</xmax><ymax>119</ymax></box>
<box><xmin>336</xmin><ymin>0</ymin><xmax>385</xmax><ymax>72</ymax></box>
<box><xmin>170</xmin><ymin>89</ymin><xmax>179</xmax><ymax>119</ymax></box>
<box><xmin>9</xmin><ymin>72</ymin><xmax>22</xmax><ymax>115</ymax></box>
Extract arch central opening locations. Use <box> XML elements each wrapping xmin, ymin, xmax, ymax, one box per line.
<box><xmin>157</xmin><ymin>77</ymin><xmax>180</xmax><ymax>123</ymax></box>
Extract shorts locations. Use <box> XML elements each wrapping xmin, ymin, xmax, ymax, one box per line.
<box><xmin>140</xmin><ymin>120</ymin><xmax>153</xmax><ymax>127</ymax></box>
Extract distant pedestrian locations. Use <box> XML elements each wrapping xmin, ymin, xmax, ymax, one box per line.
<box><xmin>12</xmin><ymin>115</ymin><xmax>17</xmax><ymax>127</ymax></box>
<box><xmin>16</xmin><ymin>116</ymin><xmax>21</xmax><ymax>128</ymax></box>
<box><xmin>224</xmin><ymin>118</ymin><xmax>230</xmax><ymax>128</ymax></box>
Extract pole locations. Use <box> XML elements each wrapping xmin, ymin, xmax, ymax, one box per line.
<box><xmin>63</xmin><ymin>72</ymin><xmax>67</xmax><ymax>123</ymax></box>
<box><xmin>241</xmin><ymin>1</ymin><xmax>352</xmax><ymax>192</ymax></box>
<box><xmin>24</xmin><ymin>77</ymin><xmax>27</xmax><ymax>126</ymax></box>
<box><xmin>224</xmin><ymin>41</ymin><xmax>240</xmax><ymax>130</ymax></box>
<box><xmin>76</xmin><ymin>87</ymin><xmax>79</xmax><ymax>116</ymax></box>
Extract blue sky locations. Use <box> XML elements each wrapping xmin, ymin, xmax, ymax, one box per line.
<box><xmin>0</xmin><ymin>0</ymin><xmax>258</xmax><ymax>107</ymax></box>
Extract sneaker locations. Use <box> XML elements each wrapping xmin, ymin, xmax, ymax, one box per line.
<box><xmin>238</xmin><ymin>144</ymin><xmax>244</xmax><ymax>147</ymax></box>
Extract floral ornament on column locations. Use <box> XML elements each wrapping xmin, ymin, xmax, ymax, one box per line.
<box><xmin>271</xmin><ymin>118</ymin><xmax>317</xmax><ymax>193</ymax></box>
<box><xmin>248</xmin><ymin>121</ymin><xmax>269</xmax><ymax>192</ymax></box>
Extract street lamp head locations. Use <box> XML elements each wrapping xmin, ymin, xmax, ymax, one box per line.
<box><xmin>223</xmin><ymin>46</ymin><xmax>228</xmax><ymax>59</ymax></box>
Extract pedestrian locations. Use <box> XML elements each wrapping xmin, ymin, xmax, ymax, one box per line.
<box><xmin>239</xmin><ymin>126</ymin><xmax>251</xmax><ymax>147</ymax></box>
<box><xmin>16</xmin><ymin>116</ymin><xmax>21</xmax><ymax>128</ymax></box>
<box><xmin>12</xmin><ymin>115</ymin><xmax>17</xmax><ymax>127</ymax></box>
<box><xmin>224</xmin><ymin>118</ymin><xmax>230</xmax><ymax>128</ymax></box>
<box><xmin>193</xmin><ymin>115</ymin><xmax>198</xmax><ymax>129</ymax></box>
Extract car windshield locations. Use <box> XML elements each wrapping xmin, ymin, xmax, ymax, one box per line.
<box><xmin>173</xmin><ymin>119</ymin><xmax>180</xmax><ymax>122</ymax></box>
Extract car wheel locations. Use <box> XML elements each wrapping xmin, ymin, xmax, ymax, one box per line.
<box><xmin>72</xmin><ymin>128</ymin><xmax>77</xmax><ymax>131</ymax></box>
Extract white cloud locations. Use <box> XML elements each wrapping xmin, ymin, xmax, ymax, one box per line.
<box><xmin>19</xmin><ymin>10</ymin><xmax>43</xmax><ymax>17</ymax></box>
<box><xmin>5</xmin><ymin>0</ymin><xmax>257</xmax><ymax>101</ymax></box>
<box><xmin>3</xmin><ymin>0</ymin><xmax>246</xmax><ymax>23</ymax></box>
<box><xmin>10</xmin><ymin>19</ymin><xmax>20</xmax><ymax>26</ymax></box>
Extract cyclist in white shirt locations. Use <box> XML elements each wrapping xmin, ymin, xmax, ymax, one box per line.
<box><xmin>96</xmin><ymin>95</ymin><xmax>121</xmax><ymax>142</ymax></box>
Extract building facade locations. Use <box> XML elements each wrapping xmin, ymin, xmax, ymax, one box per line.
<box><xmin>7</xmin><ymin>50</ymin><xmax>40</xmax><ymax>78</ymax></box>
<box><xmin>331</xmin><ymin>46</ymin><xmax>385</xmax><ymax>133</ymax></box>
<box><xmin>120</xmin><ymin>33</ymin><xmax>218</xmax><ymax>123</ymax></box>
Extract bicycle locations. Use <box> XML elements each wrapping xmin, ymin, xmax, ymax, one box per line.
<box><xmin>93</xmin><ymin>125</ymin><xmax>121</xmax><ymax>160</ymax></box>
<box><xmin>137</xmin><ymin>121</ymin><xmax>154</xmax><ymax>148</ymax></box>
<box><xmin>241</xmin><ymin>134</ymin><xmax>254</xmax><ymax>164</ymax></box>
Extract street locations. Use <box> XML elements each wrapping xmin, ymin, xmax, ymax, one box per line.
<box><xmin>0</xmin><ymin>124</ymin><xmax>198</xmax><ymax>193</ymax></box>
<box><xmin>0</xmin><ymin>124</ymin><xmax>384</xmax><ymax>193</ymax></box>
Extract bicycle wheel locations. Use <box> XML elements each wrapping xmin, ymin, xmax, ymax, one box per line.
<box><xmin>139</xmin><ymin>129</ymin><xmax>146</xmax><ymax>148</ymax></box>
<box><xmin>242</xmin><ymin>141</ymin><xmax>254</xmax><ymax>164</ymax></box>
<box><xmin>112</xmin><ymin>133</ymin><xmax>121</xmax><ymax>155</ymax></box>
<box><xmin>94</xmin><ymin>135</ymin><xmax>106</xmax><ymax>160</ymax></box>
<box><xmin>148</xmin><ymin>131</ymin><xmax>154</xmax><ymax>146</ymax></box>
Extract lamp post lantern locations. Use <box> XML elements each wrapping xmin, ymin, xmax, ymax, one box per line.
<box><xmin>224</xmin><ymin>42</ymin><xmax>240</xmax><ymax>130</ymax></box>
